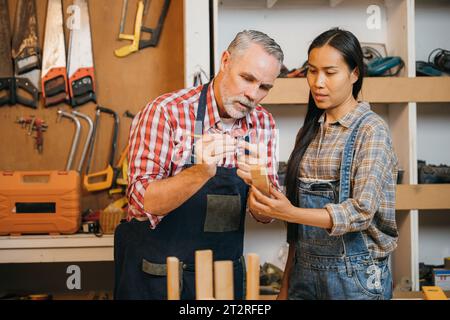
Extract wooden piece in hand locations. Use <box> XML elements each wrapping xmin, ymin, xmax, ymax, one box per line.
<box><xmin>250</xmin><ymin>165</ymin><xmax>270</xmax><ymax>196</ymax></box>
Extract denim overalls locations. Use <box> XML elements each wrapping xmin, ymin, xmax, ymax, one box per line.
<box><xmin>114</xmin><ymin>84</ymin><xmax>249</xmax><ymax>300</ymax></box>
<box><xmin>288</xmin><ymin>111</ymin><xmax>393</xmax><ymax>300</ymax></box>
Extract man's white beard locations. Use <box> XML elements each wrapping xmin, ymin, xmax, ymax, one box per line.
<box><xmin>223</xmin><ymin>98</ymin><xmax>251</xmax><ymax>119</ymax></box>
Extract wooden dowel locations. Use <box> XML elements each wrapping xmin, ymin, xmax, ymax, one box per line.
<box><xmin>167</xmin><ymin>257</ymin><xmax>180</xmax><ymax>300</ymax></box>
<box><xmin>195</xmin><ymin>250</ymin><xmax>214</xmax><ymax>300</ymax></box>
<box><xmin>214</xmin><ymin>261</ymin><xmax>234</xmax><ymax>300</ymax></box>
<box><xmin>246</xmin><ymin>253</ymin><xmax>260</xmax><ymax>300</ymax></box>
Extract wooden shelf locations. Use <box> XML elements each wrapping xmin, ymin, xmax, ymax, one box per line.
<box><xmin>263</xmin><ymin>77</ymin><xmax>450</xmax><ymax>105</ymax></box>
<box><xmin>0</xmin><ymin>234</ymin><xmax>114</xmax><ymax>264</ymax></box>
<box><xmin>396</xmin><ymin>184</ymin><xmax>450</xmax><ymax>210</ymax></box>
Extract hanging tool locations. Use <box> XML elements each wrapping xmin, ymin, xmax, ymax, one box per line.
<box><xmin>12</xmin><ymin>0</ymin><xmax>41</xmax><ymax>108</ymax></box>
<box><xmin>84</xmin><ymin>106</ymin><xmax>119</xmax><ymax>192</ymax></box>
<box><xmin>108</xmin><ymin>110</ymin><xmax>136</xmax><ymax>195</ymax></box>
<box><xmin>0</xmin><ymin>0</ymin><xmax>15</xmax><ymax>107</ymax></box>
<box><xmin>123</xmin><ymin>110</ymin><xmax>136</xmax><ymax>119</ymax></box>
<box><xmin>32</xmin><ymin>118</ymin><xmax>48</xmax><ymax>154</ymax></box>
<box><xmin>67</xmin><ymin>0</ymin><xmax>97</xmax><ymax>107</ymax></box>
<box><xmin>15</xmin><ymin>116</ymin><xmax>48</xmax><ymax>154</ymax></box>
<box><xmin>114</xmin><ymin>0</ymin><xmax>171</xmax><ymax>58</ymax></box>
<box><xmin>72</xmin><ymin>111</ymin><xmax>94</xmax><ymax>173</ymax></box>
<box><xmin>57</xmin><ymin>110</ymin><xmax>81</xmax><ymax>171</ymax></box>
<box><xmin>42</xmin><ymin>0</ymin><xmax>69</xmax><ymax>106</ymax></box>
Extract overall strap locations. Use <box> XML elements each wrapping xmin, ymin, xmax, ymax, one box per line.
<box><xmin>339</xmin><ymin>110</ymin><xmax>375</xmax><ymax>258</ymax></box>
<box><xmin>339</xmin><ymin>111</ymin><xmax>373</xmax><ymax>202</ymax></box>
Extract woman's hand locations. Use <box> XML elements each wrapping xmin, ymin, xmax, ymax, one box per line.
<box><xmin>248</xmin><ymin>185</ymin><xmax>295</xmax><ymax>221</ymax></box>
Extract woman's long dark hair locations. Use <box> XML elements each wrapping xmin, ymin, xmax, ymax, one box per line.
<box><xmin>285</xmin><ymin>28</ymin><xmax>365</xmax><ymax>206</ymax></box>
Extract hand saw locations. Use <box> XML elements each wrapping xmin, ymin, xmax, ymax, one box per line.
<box><xmin>0</xmin><ymin>0</ymin><xmax>15</xmax><ymax>106</ymax></box>
<box><xmin>67</xmin><ymin>0</ymin><xmax>97</xmax><ymax>108</ymax></box>
<box><xmin>114</xmin><ymin>0</ymin><xmax>171</xmax><ymax>58</ymax></box>
<box><xmin>11</xmin><ymin>0</ymin><xmax>41</xmax><ymax>109</ymax></box>
<box><xmin>41</xmin><ymin>0</ymin><xmax>69</xmax><ymax>107</ymax></box>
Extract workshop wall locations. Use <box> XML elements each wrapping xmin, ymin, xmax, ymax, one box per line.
<box><xmin>0</xmin><ymin>0</ymin><xmax>184</xmax><ymax>211</ymax></box>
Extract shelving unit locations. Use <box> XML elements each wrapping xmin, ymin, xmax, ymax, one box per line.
<box><xmin>263</xmin><ymin>77</ymin><xmax>450</xmax><ymax>104</ymax></box>
<box><xmin>181</xmin><ymin>0</ymin><xmax>450</xmax><ymax>291</ymax></box>
<box><xmin>414</xmin><ymin>0</ymin><xmax>450</xmax><ymax>269</ymax></box>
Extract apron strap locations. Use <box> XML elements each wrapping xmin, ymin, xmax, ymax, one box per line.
<box><xmin>190</xmin><ymin>83</ymin><xmax>210</xmax><ymax>165</ymax></box>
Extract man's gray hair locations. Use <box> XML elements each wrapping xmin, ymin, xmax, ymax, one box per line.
<box><xmin>227</xmin><ymin>30</ymin><xmax>284</xmax><ymax>65</ymax></box>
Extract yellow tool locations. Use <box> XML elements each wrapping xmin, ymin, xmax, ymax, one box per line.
<box><xmin>422</xmin><ymin>286</ymin><xmax>448</xmax><ymax>300</ymax></box>
<box><xmin>114</xmin><ymin>0</ymin><xmax>171</xmax><ymax>58</ymax></box>
<box><xmin>115</xmin><ymin>0</ymin><xmax>145</xmax><ymax>57</ymax></box>
<box><xmin>108</xmin><ymin>146</ymin><xmax>129</xmax><ymax>195</ymax></box>
<box><xmin>84</xmin><ymin>106</ymin><xmax>119</xmax><ymax>192</ymax></box>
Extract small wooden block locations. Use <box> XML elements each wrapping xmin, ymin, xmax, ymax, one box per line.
<box><xmin>250</xmin><ymin>165</ymin><xmax>270</xmax><ymax>196</ymax></box>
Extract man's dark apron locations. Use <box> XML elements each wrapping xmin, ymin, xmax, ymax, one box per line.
<box><xmin>114</xmin><ymin>84</ymin><xmax>249</xmax><ymax>300</ymax></box>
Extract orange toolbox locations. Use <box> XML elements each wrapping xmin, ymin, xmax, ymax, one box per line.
<box><xmin>0</xmin><ymin>110</ymin><xmax>90</xmax><ymax>236</ymax></box>
<box><xmin>0</xmin><ymin>171</ymin><xmax>81</xmax><ymax>236</ymax></box>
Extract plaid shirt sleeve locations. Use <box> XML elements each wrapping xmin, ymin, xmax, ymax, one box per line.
<box><xmin>127</xmin><ymin>97</ymin><xmax>174</xmax><ymax>228</ymax></box>
<box><xmin>325</xmin><ymin>124</ymin><xmax>397</xmax><ymax>236</ymax></box>
<box><xmin>268</xmin><ymin>114</ymin><xmax>280</xmax><ymax>191</ymax></box>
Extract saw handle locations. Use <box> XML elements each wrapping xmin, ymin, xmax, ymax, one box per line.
<box><xmin>69</xmin><ymin>68</ymin><xmax>96</xmax><ymax>107</ymax></box>
<box><xmin>42</xmin><ymin>67</ymin><xmax>68</xmax><ymax>106</ymax></box>
<box><xmin>0</xmin><ymin>78</ymin><xmax>15</xmax><ymax>106</ymax></box>
<box><xmin>139</xmin><ymin>0</ymin><xmax>171</xmax><ymax>49</ymax></box>
<box><xmin>15</xmin><ymin>52</ymin><xmax>40</xmax><ymax>75</ymax></box>
<box><xmin>15</xmin><ymin>77</ymin><xmax>39</xmax><ymax>109</ymax></box>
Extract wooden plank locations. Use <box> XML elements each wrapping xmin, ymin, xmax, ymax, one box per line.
<box><xmin>0</xmin><ymin>234</ymin><xmax>114</xmax><ymax>263</ymax></box>
<box><xmin>246</xmin><ymin>253</ymin><xmax>260</xmax><ymax>300</ymax></box>
<box><xmin>167</xmin><ymin>257</ymin><xmax>180</xmax><ymax>300</ymax></box>
<box><xmin>0</xmin><ymin>247</ymin><xmax>113</xmax><ymax>263</ymax></box>
<box><xmin>0</xmin><ymin>234</ymin><xmax>114</xmax><ymax>249</ymax></box>
<box><xmin>263</xmin><ymin>77</ymin><xmax>450</xmax><ymax>105</ymax></box>
<box><xmin>396</xmin><ymin>184</ymin><xmax>450</xmax><ymax>210</ymax></box>
<box><xmin>362</xmin><ymin>77</ymin><xmax>450</xmax><ymax>103</ymax></box>
<box><xmin>214</xmin><ymin>261</ymin><xmax>234</xmax><ymax>300</ymax></box>
<box><xmin>195</xmin><ymin>249</ymin><xmax>214</xmax><ymax>300</ymax></box>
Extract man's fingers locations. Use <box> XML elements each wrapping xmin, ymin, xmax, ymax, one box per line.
<box><xmin>238</xmin><ymin>140</ymin><xmax>258</xmax><ymax>157</ymax></box>
<box><xmin>237</xmin><ymin>168</ymin><xmax>252</xmax><ymax>184</ymax></box>
<box><xmin>236</xmin><ymin>161</ymin><xmax>250</xmax><ymax>172</ymax></box>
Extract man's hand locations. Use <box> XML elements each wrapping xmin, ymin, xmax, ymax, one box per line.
<box><xmin>195</xmin><ymin>133</ymin><xmax>237</xmax><ymax>178</ymax></box>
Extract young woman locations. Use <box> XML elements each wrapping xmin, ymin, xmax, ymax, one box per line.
<box><xmin>248</xmin><ymin>28</ymin><xmax>399</xmax><ymax>300</ymax></box>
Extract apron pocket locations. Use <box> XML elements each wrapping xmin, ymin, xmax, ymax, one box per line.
<box><xmin>142</xmin><ymin>259</ymin><xmax>167</xmax><ymax>276</ymax></box>
<box><xmin>204</xmin><ymin>194</ymin><xmax>241</xmax><ymax>232</ymax></box>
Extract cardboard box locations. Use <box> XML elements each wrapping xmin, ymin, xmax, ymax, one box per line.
<box><xmin>433</xmin><ymin>269</ymin><xmax>450</xmax><ymax>291</ymax></box>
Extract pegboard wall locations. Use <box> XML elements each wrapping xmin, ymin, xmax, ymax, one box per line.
<box><xmin>0</xmin><ymin>0</ymin><xmax>184</xmax><ymax>211</ymax></box>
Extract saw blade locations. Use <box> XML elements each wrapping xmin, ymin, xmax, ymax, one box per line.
<box><xmin>12</xmin><ymin>0</ymin><xmax>40</xmax><ymax>76</ymax></box>
<box><xmin>0</xmin><ymin>0</ymin><xmax>14</xmax><ymax>79</ymax></box>
<box><xmin>12</xmin><ymin>0</ymin><xmax>41</xmax><ymax>108</ymax></box>
<box><xmin>41</xmin><ymin>0</ymin><xmax>68</xmax><ymax>105</ymax></box>
<box><xmin>67</xmin><ymin>0</ymin><xmax>96</xmax><ymax>107</ymax></box>
<box><xmin>0</xmin><ymin>0</ymin><xmax>14</xmax><ymax>106</ymax></box>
